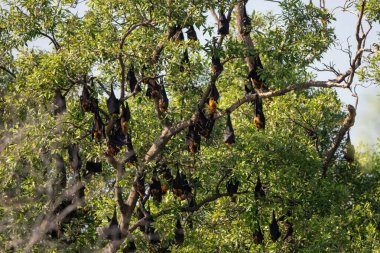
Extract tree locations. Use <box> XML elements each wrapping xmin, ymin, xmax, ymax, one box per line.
<box><xmin>0</xmin><ymin>0</ymin><xmax>379</xmax><ymax>252</ymax></box>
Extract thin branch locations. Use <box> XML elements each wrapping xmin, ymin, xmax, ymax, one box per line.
<box><xmin>322</xmin><ymin>105</ymin><xmax>356</xmax><ymax>177</ymax></box>
<box><xmin>0</xmin><ymin>66</ymin><xmax>16</xmax><ymax>78</ymax></box>
<box><xmin>37</xmin><ymin>31</ymin><xmax>60</xmax><ymax>50</ymax></box>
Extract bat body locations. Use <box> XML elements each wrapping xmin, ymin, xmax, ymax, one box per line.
<box><xmin>174</xmin><ymin>219</ymin><xmax>185</xmax><ymax>245</ymax></box>
<box><xmin>269</xmin><ymin>210</ymin><xmax>281</xmax><ymax>242</ymax></box>
<box><xmin>53</xmin><ymin>89</ymin><xmax>66</xmax><ymax>115</ymax></box>
<box><xmin>254</xmin><ymin>175</ymin><xmax>265</xmax><ymax>198</ymax></box>
<box><xmin>186</xmin><ymin>25</ymin><xmax>198</xmax><ymax>41</ymax></box>
<box><xmin>223</xmin><ymin>114</ymin><xmax>235</xmax><ymax>145</ymax></box>
<box><xmin>253</xmin><ymin>222</ymin><xmax>264</xmax><ymax>244</ymax></box>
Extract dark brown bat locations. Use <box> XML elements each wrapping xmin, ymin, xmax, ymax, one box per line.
<box><xmin>145</xmin><ymin>78</ymin><xmax>160</xmax><ymax>99</ymax></box>
<box><xmin>283</xmin><ymin>221</ymin><xmax>293</xmax><ymax>241</ymax></box>
<box><xmin>172</xmin><ymin>170</ymin><xmax>191</xmax><ymax>200</ymax></box>
<box><xmin>107</xmin><ymin>85</ymin><xmax>120</xmax><ymax>116</ymax></box>
<box><xmin>125</xmin><ymin>133</ymin><xmax>137</xmax><ymax>163</ymax></box>
<box><xmin>180</xmin><ymin>49</ymin><xmax>190</xmax><ymax>72</ymax></box>
<box><xmin>247</xmin><ymin>55</ymin><xmax>265</xmax><ymax>90</ymax></box>
<box><xmin>120</xmin><ymin>101</ymin><xmax>131</xmax><ymax>135</ymax></box>
<box><xmin>174</xmin><ymin>219</ymin><xmax>185</xmax><ymax>245</ymax></box>
<box><xmin>254</xmin><ymin>96</ymin><xmax>265</xmax><ymax>131</ymax></box>
<box><xmin>147</xmin><ymin>226</ymin><xmax>160</xmax><ymax>245</ymax></box>
<box><xmin>269</xmin><ymin>210</ymin><xmax>281</xmax><ymax>242</ymax></box>
<box><xmin>107</xmin><ymin>119</ymin><xmax>125</xmax><ymax>156</ymax></box>
<box><xmin>68</xmin><ymin>144</ymin><xmax>82</xmax><ymax>172</ymax></box>
<box><xmin>104</xmin><ymin>208</ymin><xmax>121</xmax><ymax>240</ymax></box>
<box><xmin>53</xmin><ymin>89</ymin><xmax>66</xmax><ymax>115</ymax></box>
<box><xmin>186</xmin><ymin>25</ymin><xmax>198</xmax><ymax>41</ymax></box>
<box><xmin>150</xmin><ymin>169</ymin><xmax>163</xmax><ymax>203</ymax></box>
<box><xmin>158</xmin><ymin>84</ymin><xmax>169</xmax><ymax>113</ymax></box>
<box><xmin>253</xmin><ymin>222</ymin><xmax>264</xmax><ymax>245</ymax></box>
<box><xmin>135</xmin><ymin>174</ymin><xmax>145</xmax><ymax>196</ymax></box>
<box><xmin>92</xmin><ymin>111</ymin><xmax>105</xmax><ymax>141</ymax></box>
<box><xmin>226</xmin><ymin>177</ymin><xmax>239</xmax><ymax>202</ymax></box>
<box><xmin>123</xmin><ymin>240</ymin><xmax>137</xmax><ymax>253</ymax></box>
<box><xmin>186</xmin><ymin>125</ymin><xmax>201</xmax><ymax>154</ymax></box>
<box><xmin>83</xmin><ymin>161</ymin><xmax>102</xmax><ymax>178</ymax></box>
<box><xmin>211</xmin><ymin>55</ymin><xmax>224</xmax><ymax>76</ymax></box>
<box><xmin>218</xmin><ymin>11</ymin><xmax>230</xmax><ymax>35</ymax></box>
<box><xmin>80</xmin><ymin>84</ymin><xmax>92</xmax><ymax>112</ymax></box>
<box><xmin>197</xmin><ymin>109</ymin><xmax>214</xmax><ymax>139</ymax></box>
<box><xmin>127</xmin><ymin>66</ymin><xmax>140</xmax><ymax>93</ymax></box>
<box><xmin>223</xmin><ymin>114</ymin><xmax>235</xmax><ymax>145</ymax></box>
<box><xmin>254</xmin><ymin>175</ymin><xmax>265</xmax><ymax>198</ymax></box>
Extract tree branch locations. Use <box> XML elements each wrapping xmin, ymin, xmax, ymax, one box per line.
<box><xmin>37</xmin><ymin>31</ymin><xmax>60</xmax><ymax>50</ymax></box>
<box><xmin>0</xmin><ymin>66</ymin><xmax>16</xmax><ymax>78</ymax></box>
<box><xmin>322</xmin><ymin>104</ymin><xmax>356</xmax><ymax>177</ymax></box>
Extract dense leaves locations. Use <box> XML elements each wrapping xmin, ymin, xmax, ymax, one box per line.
<box><xmin>0</xmin><ymin>0</ymin><xmax>379</xmax><ymax>252</ymax></box>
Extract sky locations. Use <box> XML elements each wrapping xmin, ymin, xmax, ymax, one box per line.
<box><xmin>29</xmin><ymin>0</ymin><xmax>379</xmax><ymax>149</ymax></box>
<box><xmin>246</xmin><ymin>0</ymin><xmax>380</xmax><ymax>149</ymax></box>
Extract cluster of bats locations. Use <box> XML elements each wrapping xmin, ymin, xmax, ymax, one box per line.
<box><xmin>48</xmin><ymin>2</ymin><xmax>357</xmax><ymax>249</ymax></box>
<box><xmin>102</xmin><ymin>208</ymin><xmax>185</xmax><ymax>252</ymax></box>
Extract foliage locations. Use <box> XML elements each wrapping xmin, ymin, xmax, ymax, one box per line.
<box><xmin>0</xmin><ymin>0</ymin><xmax>379</xmax><ymax>252</ymax></box>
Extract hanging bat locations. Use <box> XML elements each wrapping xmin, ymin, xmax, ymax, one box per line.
<box><xmin>158</xmin><ymin>84</ymin><xmax>169</xmax><ymax>113</ymax></box>
<box><xmin>83</xmin><ymin>161</ymin><xmax>102</xmax><ymax>178</ymax></box>
<box><xmin>103</xmin><ymin>208</ymin><xmax>121</xmax><ymax>241</ymax></box>
<box><xmin>180</xmin><ymin>49</ymin><xmax>190</xmax><ymax>72</ymax></box>
<box><xmin>80</xmin><ymin>84</ymin><xmax>93</xmax><ymax>112</ymax></box>
<box><xmin>269</xmin><ymin>210</ymin><xmax>281</xmax><ymax>242</ymax></box>
<box><xmin>247</xmin><ymin>55</ymin><xmax>265</xmax><ymax>90</ymax></box>
<box><xmin>218</xmin><ymin>10</ymin><xmax>230</xmax><ymax>35</ymax></box>
<box><xmin>223</xmin><ymin>114</ymin><xmax>235</xmax><ymax>145</ymax></box>
<box><xmin>107</xmin><ymin>84</ymin><xmax>120</xmax><ymax>116</ymax></box>
<box><xmin>123</xmin><ymin>240</ymin><xmax>137</xmax><ymax>253</ymax></box>
<box><xmin>254</xmin><ymin>96</ymin><xmax>265</xmax><ymax>130</ymax></box>
<box><xmin>147</xmin><ymin>226</ymin><xmax>160</xmax><ymax>245</ymax></box>
<box><xmin>107</xmin><ymin>119</ymin><xmax>125</xmax><ymax>156</ymax></box>
<box><xmin>211</xmin><ymin>55</ymin><xmax>224</xmax><ymax>76</ymax></box>
<box><xmin>282</xmin><ymin>221</ymin><xmax>293</xmax><ymax>241</ymax></box>
<box><xmin>158</xmin><ymin>164</ymin><xmax>173</xmax><ymax>185</ymax></box>
<box><xmin>186</xmin><ymin>25</ymin><xmax>198</xmax><ymax>41</ymax></box>
<box><xmin>254</xmin><ymin>175</ymin><xmax>265</xmax><ymax>198</ymax></box>
<box><xmin>125</xmin><ymin>133</ymin><xmax>137</xmax><ymax>163</ymax></box>
<box><xmin>208</xmin><ymin>83</ymin><xmax>220</xmax><ymax>114</ymax></box>
<box><xmin>127</xmin><ymin>66</ymin><xmax>140</xmax><ymax>93</ymax></box>
<box><xmin>53</xmin><ymin>89</ymin><xmax>66</xmax><ymax>115</ymax></box>
<box><xmin>149</xmin><ymin>169</ymin><xmax>163</xmax><ymax>203</ymax></box>
<box><xmin>197</xmin><ymin>109</ymin><xmax>213</xmax><ymax>139</ymax></box>
<box><xmin>68</xmin><ymin>144</ymin><xmax>82</xmax><ymax>172</ymax></box>
<box><xmin>92</xmin><ymin>111</ymin><xmax>105</xmax><ymax>141</ymax></box>
<box><xmin>343</xmin><ymin>131</ymin><xmax>355</xmax><ymax>163</ymax></box>
<box><xmin>186</xmin><ymin>125</ymin><xmax>201</xmax><ymax>154</ymax></box>
<box><xmin>188</xmin><ymin>195</ymin><xmax>196</xmax><ymax>208</ymax></box>
<box><xmin>174</xmin><ymin>219</ymin><xmax>185</xmax><ymax>245</ymax></box>
<box><xmin>135</xmin><ymin>174</ymin><xmax>145</xmax><ymax>196</ymax></box>
<box><xmin>244</xmin><ymin>81</ymin><xmax>256</xmax><ymax>98</ymax></box>
<box><xmin>253</xmin><ymin>222</ymin><xmax>264</xmax><ymax>245</ymax></box>
<box><xmin>145</xmin><ymin>78</ymin><xmax>160</xmax><ymax>99</ymax></box>
<box><xmin>226</xmin><ymin>177</ymin><xmax>239</xmax><ymax>202</ymax></box>
<box><xmin>120</xmin><ymin>101</ymin><xmax>131</xmax><ymax>135</ymax></box>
